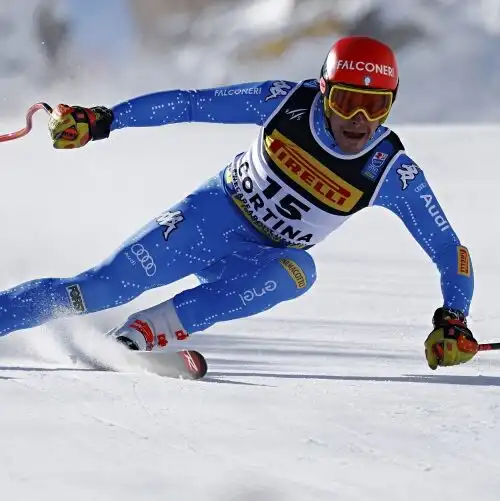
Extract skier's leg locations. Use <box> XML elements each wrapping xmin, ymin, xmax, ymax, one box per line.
<box><xmin>181</xmin><ymin>246</ymin><xmax>316</xmax><ymax>329</ymax></box>
<box><xmin>108</xmin><ymin>246</ymin><xmax>316</xmax><ymax>350</ymax></box>
<box><xmin>0</xmin><ymin>175</ymin><xmax>243</xmax><ymax>336</ymax></box>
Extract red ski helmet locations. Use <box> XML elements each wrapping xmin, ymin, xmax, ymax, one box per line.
<box><xmin>320</xmin><ymin>36</ymin><xmax>399</xmax><ymax>91</ymax></box>
<box><xmin>319</xmin><ymin>36</ymin><xmax>399</xmax><ymax>120</ymax></box>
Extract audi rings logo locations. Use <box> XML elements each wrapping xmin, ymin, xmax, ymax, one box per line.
<box><xmin>131</xmin><ymin>244</ymin><xmax>157</xmax><ymax>277</ymax></box>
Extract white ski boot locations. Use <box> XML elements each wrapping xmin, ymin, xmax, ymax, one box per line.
<box><xmin>107</xmin><ymin>298</ymin><xmax>190</xmax><ymax>352</ymax></box>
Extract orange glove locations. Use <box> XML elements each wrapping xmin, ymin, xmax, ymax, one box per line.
<box><xmin>48</xmin><ymin>104</ymin><xmax>114</xmax><ymax>149</ymax></box>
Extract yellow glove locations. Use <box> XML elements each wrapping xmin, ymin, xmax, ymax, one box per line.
<box><xmin>48</xmin><ymin>104</ymin><xmax>114</xmax><ymax>149</ymax></box>
<box><xmin>424</xmin><ymin>308</ymin><xmax>478</xmax><ymax>370</ymax></box>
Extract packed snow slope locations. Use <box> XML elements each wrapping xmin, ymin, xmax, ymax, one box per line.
<box><xmin>0</xmin><ymin>120</ymin><xmax>499</xmax><ymax>500</ymax></box>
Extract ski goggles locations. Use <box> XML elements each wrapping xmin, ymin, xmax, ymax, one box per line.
<box><xmin>324</xmin><ymin>84</ymin><xmax>394</xmax><ymax>122</ymax></box>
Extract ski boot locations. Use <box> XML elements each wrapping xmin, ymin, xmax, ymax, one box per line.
<box><xmin>106</xmin><ymin>298</ymin><xmax>208</xmax><ymax>379</ymax></box>
<box><xmin>107</xmin><ymin>298</ymin><xmax>189</xmax><ymax>351</ymax></box>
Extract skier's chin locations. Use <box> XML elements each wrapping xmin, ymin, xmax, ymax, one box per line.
<box><xmin>336</xmin><ymin>129</ymin><xmax>370</xmax><ymax>154</ymax></box>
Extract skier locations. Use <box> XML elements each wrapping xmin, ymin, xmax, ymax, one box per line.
<box><xmin>2</xmin><ymin>36</ymin><xmax>478</xmax><ymax>370</ymax></box>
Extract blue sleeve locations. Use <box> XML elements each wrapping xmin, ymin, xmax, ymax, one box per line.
<box><xmin>373</xmin><ymin>154</ymin><xmax>474</xmax><ymax>316</ymax></box>
<box><xmin>110</xmin><ymin>80</ymin><xmax>298</xmax><ymax>130</ymax></box>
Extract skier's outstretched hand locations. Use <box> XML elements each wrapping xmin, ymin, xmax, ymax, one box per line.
<box><xmin>424</xmin><ymin>307</ymin><xmax>478</xmax><ymax>370</ymax></box>
<box><xmin>48</xmin><ymin>104</ymin><xmax>114</xmax><ymax>149</ymax></box>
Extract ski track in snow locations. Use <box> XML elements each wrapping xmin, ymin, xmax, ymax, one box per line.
<box><xmin>0</xmin><ymin>123</ymin><xmax>499</xmax><ymax>500</ymax></box>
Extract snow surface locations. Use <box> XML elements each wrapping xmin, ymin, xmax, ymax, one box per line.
<box><xmin>0</xmin><ymin>121</ymin><xmax>499</xmax><ymax>500</ymax></box>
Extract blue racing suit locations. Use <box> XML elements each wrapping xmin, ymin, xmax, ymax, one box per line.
<box><xmin>0</xmin><ymin>80</ymin><xmax>473</xmax><ymax>336</ymax></box>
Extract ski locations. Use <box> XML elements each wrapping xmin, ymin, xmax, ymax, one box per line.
<box><xmin>67</xmin><ymin>336</ymin><xmax>207</xmax><ymax>380</ymax></box>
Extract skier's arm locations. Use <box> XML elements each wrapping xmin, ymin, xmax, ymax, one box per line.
<box><xmin>110</xmin><ymin>80</ymin><xmax>298</xmax><ymax>130</ymax></box>
<box><xmin>372</xmin><ymin>154</ymin><xmax>474</xmax><ymax>316</ymax></box>
<box><xmin>48</xmin><ymin>80</ymin><xmax>298</xmax><ymax>148</ymax></box>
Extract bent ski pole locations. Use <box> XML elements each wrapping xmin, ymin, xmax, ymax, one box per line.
<box><xmin>0</xmin><ymin>102</ymin><xmax>53</xmax><ymax>143</ymax></box>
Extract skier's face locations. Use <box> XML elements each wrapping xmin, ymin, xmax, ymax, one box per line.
<box><xmin>328</xmin><ymin>111</ymin><xmax>381</xmax><ymax>154</ymax></box>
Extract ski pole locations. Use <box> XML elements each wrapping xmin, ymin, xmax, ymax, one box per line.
<box><xmin>0</xmin><ymin>102</ymin><xmax>53</xmax><ymax>143</ymax></box>
<box><xmin>478</xmin><ymin>343</ymin><xmax>500</xmax><ymax>352</ymax></box>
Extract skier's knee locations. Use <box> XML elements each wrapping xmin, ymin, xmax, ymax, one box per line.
<box><xmin>277</xmin><ymin>250</ymin><xmax>316</xmax><ymax>298</ymax></box>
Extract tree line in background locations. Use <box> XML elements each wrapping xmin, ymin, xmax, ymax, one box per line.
<box><xmin>0</xmin><ymin>0</ymin><xmax>420</xmax><ymax>81</ymax></box>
